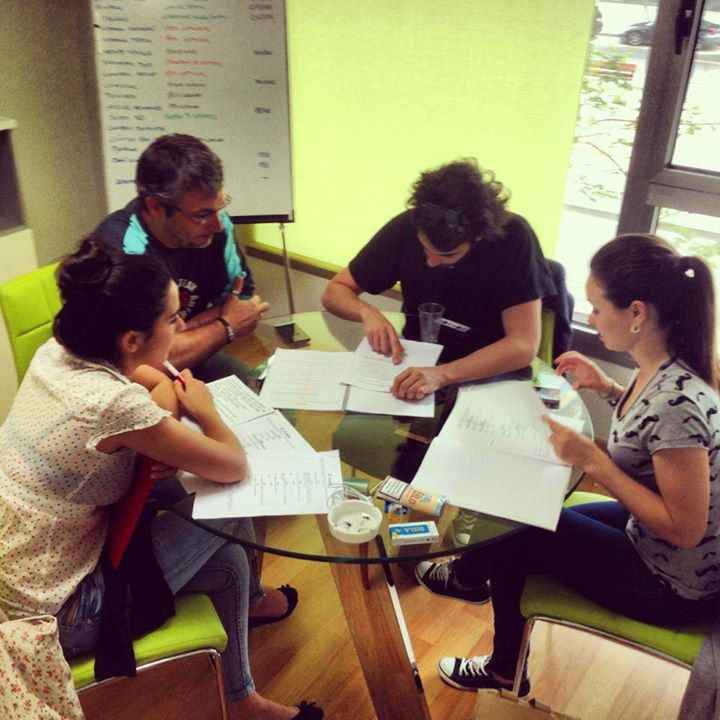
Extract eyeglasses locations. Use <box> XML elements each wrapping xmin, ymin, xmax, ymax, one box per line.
<box><xmin>169</xmin><ymin>194</ymin><xmax>232</xmax><ymax>226</ymax></box>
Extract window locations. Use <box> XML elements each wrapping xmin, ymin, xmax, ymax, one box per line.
<box><xmin>555</xmin><ymin>0</ymin><xmax>720</xmax><ymax>320</ymax></box>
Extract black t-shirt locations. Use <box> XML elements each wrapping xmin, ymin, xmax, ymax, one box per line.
<box><xmin>349</xmin><ymin>210</ymin><xmax>555</xmax><ymax>363</ymax></box>
<box><xmin>95</xmin><ymin>198</ymin><xmax>255</xmax><ymax>321</ymax></box>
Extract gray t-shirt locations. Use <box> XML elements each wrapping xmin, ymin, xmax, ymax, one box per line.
<box><xmin>609</xmin><ymin>358</ymin><xmax>720</xmax><ymax>600</ymax></box>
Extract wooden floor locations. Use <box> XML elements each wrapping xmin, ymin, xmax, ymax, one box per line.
<box><xmin>249</xmin><ymin>512</ymin><xmax>690</xmax><ymax>720</ymax></box>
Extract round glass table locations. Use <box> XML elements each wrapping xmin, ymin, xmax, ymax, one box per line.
<box><xmin>177</xmin><ymin>310</ymin><xmax>593</xmax><ymax>720</ymax></box>
<box><xmin>181</xmin><ymin>310</ymin><xmax>593</xmax><ymax>565</ymax></box>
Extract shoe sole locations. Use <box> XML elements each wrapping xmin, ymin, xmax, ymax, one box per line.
<box><xmin>437</xmin><ymin>663</ymin><xmax>530</xmax><ymax>697</ymax></box>
<box><xmin>414</xmin><ymin>568</ymin><xmax>491</xmax><ymax>605</ymax></box>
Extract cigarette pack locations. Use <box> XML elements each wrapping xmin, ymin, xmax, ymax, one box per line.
<box><xmin>376</xmin><ymin>476</ymin><xmax>446</xmax><ymax>516</ymax></box>
<box><xmin>389</xmin><ymin>520</ymin><xmax>440</xmax><ymax>546</ymax></box>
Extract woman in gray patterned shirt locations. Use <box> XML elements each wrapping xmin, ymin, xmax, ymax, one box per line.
<box><xmin>437</xmin><ymin>233</ymin><xmax>720</xmax><ymax>696</ymax></box>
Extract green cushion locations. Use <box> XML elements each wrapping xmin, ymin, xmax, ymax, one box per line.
<box><xmin>524</xmin><ymin>491</ymin><xmax>709</xmax><ymax>666</ymax></box>
<box><xmin>538</xmin><ymin>308</ymin><xmax>555</xmax><ymax>366</ymax></box>
<box><xmin>564</xmin><ymin>490</ymin><xmax>613</xmax><ymax>508</ymax></box>
<box><xmin>70</xmin><ymin>594</ymin><xmax>228</xmax><ymax>689</ymax></box>
<box><xmin>520</xmin><ymin>575</ymin><xmax>709</xmax><ymax>666</ymax></box>
<box><xmin>0</xmin><ymin>263</ymin><xmax>61</xmax><ymax>382</ymax></box>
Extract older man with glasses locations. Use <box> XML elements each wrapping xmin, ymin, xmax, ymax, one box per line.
<box><xmin>95</xmin><ymin>133</ymin><xmax>270</xmax><ymax>379</ymax></box>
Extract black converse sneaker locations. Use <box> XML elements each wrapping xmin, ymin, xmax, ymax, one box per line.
<box><xmin>415</xmin><ymin>559</ymin><xmax>490</xmax><ymax>604</ymax></box>
<box><xmin>437</xmin><ymin>655</ymin><xmax>531</xmax><ymax>697</ymax></box>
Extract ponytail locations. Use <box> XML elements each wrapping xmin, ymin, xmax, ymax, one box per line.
<box><xmin>591</xmin><ymin>234</ymin><xmax>718</xmax><ymax>389</ymax></box>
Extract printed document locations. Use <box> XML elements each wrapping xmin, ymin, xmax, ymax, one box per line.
<box><xmin>228</xmin><ymin>410</ymin><xmax>314</xmax><ymax>456</ymax></box>
<box><xmin>183</xmin><ymin>451</ymin><xmax>344</xmax><ymax>518</ymax></box>
<box><xmin>258</xmin><ymin>348</ymin><xmax>436</xmax><ymax>417</ymax></box>
<box><xmin>343</xmin><ymin>337</ymin><xmax>443</xmax><ymax>392</ymax></box>
<box><xmin>202</xmin><ymin>374</ymin><xmax>274</xmax><ymax>427</ymax></box>
<box><xmin>413</xmin><ymin>381</ymin><xmax>580</xmax><ymax>531</ymax></box>
<box><xmin>259</xmin><ymin>349</ymin><xmax>351</xmax><ymax>410</ymax></box>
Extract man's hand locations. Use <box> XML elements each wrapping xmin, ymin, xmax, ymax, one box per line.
<box><xmin>391</xmin><ymin>365</ymin><xmax>447</xmax><ymax>400</ymax></box>
<box><xmin>361</xmin><ymin>307</ymin><xmax>404</xmax><ymax>364</ymax></box>
<box><xmin>221</xmin><ymin>276</ymin><xmax>270</xmax><ymax>338</ymax></box>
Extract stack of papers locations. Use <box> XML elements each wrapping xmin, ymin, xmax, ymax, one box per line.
<box><xmin>259</xmin><ymin>339</ymin><xmax>442</xmax><ymax>418</ymax></box>
<box><xmin>179</xmin><ymin>375</ymin><xmax>344</xmax><ymax>518</ymax></box>
<box><xmin>411</xmin><ymin>381</ymin><xmax>583</xmax><ymax>531</ymax></box>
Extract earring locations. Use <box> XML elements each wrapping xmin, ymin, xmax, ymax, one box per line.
<box><xmin>630</xmin><ymin>325</ymin><xmax>641</xmax><ymax>334</ymax></box>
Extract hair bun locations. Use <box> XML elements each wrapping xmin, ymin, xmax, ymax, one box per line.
<box><xmin>57</xmin><ymin>236</ymin><xmax>117</xmax><ymax>301</ymax></box>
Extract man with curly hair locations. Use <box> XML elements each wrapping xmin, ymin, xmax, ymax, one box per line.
<box><xmin>322</xmin><ymin>159</ymin><xmax>555</xmax><ymax>400</ymax></box>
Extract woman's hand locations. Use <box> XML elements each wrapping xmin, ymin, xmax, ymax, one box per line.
<box><xmin>542</xmin><ymin>415</ymin><xmax>602</xmax><ymax>470</ymax></box>
<box><xmin>554</xmin><ymin>351</ymin><xmax>614</xmax><ymax>395</ymax></box>
<box><xmin>172</xmin><ymin>369</ymin><xmax>218</xmax><ymax>421</ymax></box>
<box><xmin>150</xmin><ymin>461</ymin><xmax>178</xmax><ymax>480</ymax></box>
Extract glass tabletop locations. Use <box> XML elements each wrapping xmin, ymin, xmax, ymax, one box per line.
<box><xmin>180</xmin><ymin>311</ymin><xmax>593</xmax><ymax>565</ymax></box>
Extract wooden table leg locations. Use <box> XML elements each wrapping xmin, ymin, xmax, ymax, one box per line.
<box><xmin>359</xmin><ymin>542</ymin><xmax>369</xmax><ymax>590</ymax></box>
<box><xmin>316</xmin><ymin>517</ymin><xmax>432</xmax><ymax>720</ymax></box>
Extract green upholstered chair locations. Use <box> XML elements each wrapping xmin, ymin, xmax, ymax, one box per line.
<box><xmin>511</xmin><ymin>491</ymin><xmax>712</xmax><ymax>696</ymax></box>
<box><xmin>0</xmin><ymin>264</ymin><xmax>230</xmax><ymax>718</ymax></box>
<box><xmin>0</xmin><ymin>261</ymin><xmax>61</xmax><ymax>382</ymax></box>
<box><xmin>538</xmin><ymin>308</ymin><xmax>555</xmax><ymax>367</ymax></box>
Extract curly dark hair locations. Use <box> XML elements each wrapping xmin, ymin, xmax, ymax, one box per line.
<box><xmin>407</xmin><ymin>158</ymin><xmax>511</xmax><ymax>250</ymax></box>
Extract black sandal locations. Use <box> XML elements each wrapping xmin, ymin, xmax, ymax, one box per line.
<box><xmin>248</xmin><ymin>584</ymin><xmax>299</xmax><ymax>628</ymax></box>
<box><xmin>293</xmin><ymin>701</ymin><xmax>323</xmax><ymax>719</ymax></box>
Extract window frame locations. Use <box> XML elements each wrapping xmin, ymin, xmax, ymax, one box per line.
<box><xmin>618</xmin><ymin>0</ymin><xmax>720</xmax><ymax>234</ymax></box>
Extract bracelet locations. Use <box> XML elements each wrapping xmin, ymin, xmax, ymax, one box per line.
<box><xmin>217</xmin><ymin>317</ymin><xmax>236</xmax><ymax>343</ymax></box>
<box><xmin>599</xmin><ymin>383</ymin><xmax>620</xmax><ymax>407</ymax></box>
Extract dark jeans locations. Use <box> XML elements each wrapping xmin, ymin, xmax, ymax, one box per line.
<box><xmin>193</xmin><ymin>351</ymin><xmax>254</xmax><ymax>386</ymax></box>
<box><xmin>458</xmin><ymin>502</ymin><xmax>718</xmax><ymax>678</ymax></box>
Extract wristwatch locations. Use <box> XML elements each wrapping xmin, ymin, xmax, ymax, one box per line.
<box><xmin>217</xmin><ymin>317</ymin><xmax>236</xmax><ymax>343</ymax></box>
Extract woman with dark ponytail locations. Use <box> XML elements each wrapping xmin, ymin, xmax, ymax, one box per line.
<box><xmin>0</xmin><ymin>237</ymin><xmax>322</xmax><ymax>720</ymax></box>
<box><xmin>437</xmin><ymin>234</ymin><xmax>720</xmax><ymax>698</ymax></box>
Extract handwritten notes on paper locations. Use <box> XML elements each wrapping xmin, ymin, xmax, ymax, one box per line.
<box><xmin>179</xmin><ymin>374</ymin><xmax>340</xmax><ymax>518</ymax></box>
<box><xmin>183</xmin><ymin>451</ymin><xmax>343</xmax><ymax>519</ymax></box>
<box><xmin>343</xmin><ymin>338</ymin><xmax>443</xmax><ymax>393</ymax></box>
<box><xmin>412</xmin><ymin>381</ymin><xmax>578</xmax><ymax>531</ymax></box>
<box><xmin>258</xmin><ymin>349</ymin><xmax>351</xmax><ymax>411</ymax></box>
<box><xmin>258</xmin><ymin>343</ymin><xmax>440</xmax><ymax>418</ymax></box>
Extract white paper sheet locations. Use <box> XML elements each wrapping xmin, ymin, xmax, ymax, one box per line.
<box><xmin>204</xmin><ymin>374</ymin><xmax>274</xmax><ymax>426</ymax></box>
<box><xmin>227</xmin><ymin>410</ymin><xmax>315</xmax><ymax>455</ymax></box>
<box><xmin>343</xmin><ymin>337</ymin><xmax>443</xmax><ymax>392</ymax></box>
<box><xmin>440</xmin><ymin>381</ymin><xmax>568</xmax><ymax>465</ymax></box>
<box><xmin>258</xmin><ymin>347</ymin><xmax>436</xmax><ymax>416</ymax></box>
<box><xmin>258</xmin><ymin>349</ymin><xmax>351</xmax><ymax>410</ymax></box>
<box><xmin>412</xmin><ymin>437</ymin><xmax>570</xmax><ymax>531</ymax></box>
<box><xmin>411</xmin><ymin>379</ymin><xmax>582</xmax><ymax>531</ymax></box>
<box><xmin>345</xmin><ymin>386</ymin><xmax>435</xmax><ymax>418</ymax></box>
<box><xmin>184</xmin><ymin>450</ymin><xmax>344</xmax><ymax>518</ymax></box>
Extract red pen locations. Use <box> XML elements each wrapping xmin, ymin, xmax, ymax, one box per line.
<box><xmin>162</xmin><ymin>360</ymin><xmax>186</xmax><ymax>389</ymax></box>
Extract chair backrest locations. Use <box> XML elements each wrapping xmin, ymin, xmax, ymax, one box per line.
<box><xmin>541</xmin><ymin>259</ymin><xmax>574</xmax><ymax>364</ymax></box>
<box><xmin>538</xmin><ymin>309</ymin><xmax>555</xmax><ymax>366</ymax></box>
<box><xmin>0</xmin><ymin>263</ymin><xmax>61</xmax><ymax>383</ymax></box>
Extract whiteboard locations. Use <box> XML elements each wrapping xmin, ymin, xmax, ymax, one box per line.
<box><xmin>91</xmin><ymin>0</ymin><xmax>293</xmax><ymax>222</ymax></box>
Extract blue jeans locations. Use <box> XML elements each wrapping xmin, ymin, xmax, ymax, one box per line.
<box><xmin>57</xmin><ymin>494</ymin><xmax>262</xmax><ymax>703</ymax></box>
<box><xmin>475</xmin><ymin>502</ymin><xmax>719</xmax><ymax>678</ymax></box>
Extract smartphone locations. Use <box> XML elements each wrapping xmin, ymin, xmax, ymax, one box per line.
<box><xmin>536</xmin><ymin>386</ymin><xmax>561</xmax><ymax>410</ymax></box>
<box><xmin>274</xmin><ymin>321</ymin><xmax>310</xmax><ymax>346</ymax></box>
